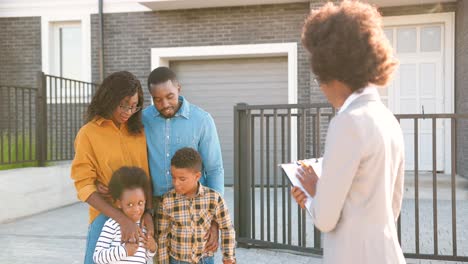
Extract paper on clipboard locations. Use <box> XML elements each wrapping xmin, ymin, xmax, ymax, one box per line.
<box><xmin>280</xmin><ymin>158</ymin><xmax>323</xmax><ymax>216</ymax></box>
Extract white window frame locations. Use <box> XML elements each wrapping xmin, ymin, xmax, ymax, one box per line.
<box><xmin>49</xmin><ymin>21</ymin><xmax>83</xmax><ymax>79</ymax></box>
<box><xmin>41</xmin><ymin>14</ymin><xmax>91</xmax><ymax>83</ymax></box>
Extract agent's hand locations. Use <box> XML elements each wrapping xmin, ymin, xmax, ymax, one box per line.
<box><xmin>292</xmin><ymin>187</ymin><xmax>308</xmax><ymax>209</ymax></box>
<box><xmin>204</xmin><ymin>221</ymin><xmax>219</xmax><ymax>253</ymax></box>
<box><xmin>223</xmin><ymin>259</ymin><xmax>236</xmax><ymax>264</ymax></box>
<box><xmin>295</xmin><ymin>162</ymin><xmax>319</xmax><ymax>197</ymax></box>
<box><xmin>96</xmin><ymin>181</ymin><xmax>112</xmax><ymax>200</ymax></box>
<box><xmin>141</xmin><ymin>212</ymin><xmax>154</xmax><ymax>237</ymax></box>
<box><xmin>119</xmin><ymin>217</ymin><xmax>142</xmax><ymax>246</ymax></box>
<box><xmin>124</xmin><ymin>242</ymin><xmax>139</xmax><ymax>256</ymax></box>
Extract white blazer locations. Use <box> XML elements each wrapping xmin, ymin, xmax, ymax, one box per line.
<box><xmin>308</xmin><ymin>91</ymin><xmax>406</xmax><ymax>264</ymax></box>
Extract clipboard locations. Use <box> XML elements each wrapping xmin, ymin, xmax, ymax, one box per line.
<box><xmin>279</xmin><ymin>158</ymin><xmax>323</xmax><ymax>216</ymax></box>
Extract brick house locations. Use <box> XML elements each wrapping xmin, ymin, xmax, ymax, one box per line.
<box><xmin>1</xmin><ymin>0</ymin><xmax>467</xmax><ymax>184</ymax></box>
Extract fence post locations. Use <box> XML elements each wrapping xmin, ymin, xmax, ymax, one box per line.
<box><xmin>313</xmin><ymin>108</ymin><xmax>322</xmax><ymax>250</ymax></box>
<box><xmin>36</xmin><ymin>71</ymin><xmax>47</xmax><ymax>166</ymax></box>
<box><xmin>234</xmin><ymin>103</ymin><xmax>252</xmax><ymax>240</ymax></box>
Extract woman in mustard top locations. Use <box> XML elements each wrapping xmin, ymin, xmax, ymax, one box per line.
<box><xmin>70</xmin><ymin>71</ymin><xmax>153</xmax><ymax>264</ymax></box>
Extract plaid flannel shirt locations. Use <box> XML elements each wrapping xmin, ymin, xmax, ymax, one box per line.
<box><xmin>157</xmin><ymin>184</ymin><xmax>236</xmax><ymax>263</ymax></box>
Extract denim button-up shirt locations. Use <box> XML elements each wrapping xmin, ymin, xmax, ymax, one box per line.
<box><xmin>142</xmin><ymin>96</ymin><xmax>224</xmax><ymax>196</ymax></box>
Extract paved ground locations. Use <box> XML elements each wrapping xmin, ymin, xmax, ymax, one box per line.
<box><xmin>1</xmin><ymin>179</ymin><xmax>467</xmax><ymax>263</ymax></box>
<box><xmin>0</xmin><ymin>202</ymin><xmax>320</xmax><ymax>264</ymax></box>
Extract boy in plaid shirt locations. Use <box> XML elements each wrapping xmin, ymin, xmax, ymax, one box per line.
<box><xmin>157</xmin><ymin>148</ymin><xmax>236</xmax><ymax>264</ymax></box>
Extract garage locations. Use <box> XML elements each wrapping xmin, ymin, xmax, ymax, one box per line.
<box><xmin>171</xmin><ymin>56</ymin><xmax>289</xmax><ymax>185</ymax></box>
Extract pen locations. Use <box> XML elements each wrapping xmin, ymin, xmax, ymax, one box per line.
<box><xmin>297</xmin><ymin>160</ymin><xmax>311</xmax><ymax>168</ymax></box>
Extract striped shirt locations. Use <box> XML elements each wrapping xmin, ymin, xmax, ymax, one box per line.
<box><xmin>157</xmin><ymin>184</ymin><xmax>236</xmax><ymax>263</ymax></box>
<box><xmin>93</xmin><ymin>218</ymin><xmax>156</xmax><ymax>264</ymax></box>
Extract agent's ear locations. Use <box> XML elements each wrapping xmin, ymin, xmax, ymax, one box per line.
<box><xmin>116</xmin><ymin>200</ymin><xmax>122</xmax><ymax>209</ymax></box>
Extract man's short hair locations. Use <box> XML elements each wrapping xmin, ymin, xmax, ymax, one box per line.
<box><xmin>171</xmin><ymin>147</ymin><xmax>202</xmax><ymax>172</ymax></box>
<box><xmin>147</xmin><ymin>66</ymin><xmax>178</xmax><ymax>92</ymax></box>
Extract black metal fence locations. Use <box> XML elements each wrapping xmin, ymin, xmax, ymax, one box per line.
<box><xmin>0</xmin><ymin>72</ymin><xmax>97</xmax><ymax>166</ymax></box>
<box><xmin>233</xmin><ymin>102</ymin><xmax>468</xmax><ymax>262</ymax></box>
<box><xmin>0</xmin><ymin>85</ymin><xmax>38</xmax><ymax>165</ymax></box>
<box><xmin>396</xmin><ymin>113</ymin><xmax>468</xmax><ymax>262</ymax></box>
<box><xmin>234</xmin><ymin>103</ymin><xmax>334</xmax><ymax>255</ymax></box>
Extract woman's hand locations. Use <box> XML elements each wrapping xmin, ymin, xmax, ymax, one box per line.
<box><xmin>96</xmin><ymin>181</ymin><xmax>112</xmax><ymax>201</ymax></box>
<box><xmin>124</xmin><ymin>242</ymin><xmax>139</xmax><ymax>256</ymax></box>
<box><xmin>141</xmin><ymin>212</ymin><xmax>154</xmax><ymax>237</ymax></box>
<box><xmin>296</xmin><ymin>162</ymin><xmax>319</xmax><ymax>197</ymax></box>
<box><xmin>291</xmin><ymin>187</ymin><xmax>308</xmax><ymax>209</ymax></box>
<box><xmin>118</xmin><ymin>216</ymin><xmax>142</xmax><ymax>245</ymax></box>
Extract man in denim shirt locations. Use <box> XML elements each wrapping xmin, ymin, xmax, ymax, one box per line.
<box><xmin>142</xmin><ymin>67</ymin><xmax>224</xmax><ymax>263</ymax></box>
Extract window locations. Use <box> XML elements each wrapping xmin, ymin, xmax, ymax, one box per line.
<box><xmin>48</xmin><ymin>21</ymin><xmax>91</xmax><ymax>103</ymax></box>
<box><xmin>50</xmin><ymin>21</ymin><xmax>82</xmax><ymax>80</ymax></box>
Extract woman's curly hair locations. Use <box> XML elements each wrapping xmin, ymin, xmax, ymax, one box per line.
<box><xmin>302</xmin><ymin>0</ymin><xmax>398</xmax><ymax>91</ymax></box>
<box><xmin>86</xmin><ymin>71</ymin><xmax>144</xmax><ymax>135</ymax></box>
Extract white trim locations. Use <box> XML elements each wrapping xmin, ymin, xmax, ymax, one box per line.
<box><xmin>151</xmin><ymin>43</ymin><xmax>298</xmax><ymax>104</ymax></box>
<box><xmin>41</xmin><ymin>14</ymin><xmax>91</xmax><ymax>83</ymax></box>
<box><xmin>383</xmin><ymin>12</ymin><xmax>455</xmax><ymax>173</ymax></box>
<box><xmin>0</xmin><ymin>0</ymin><xmax>150</xmax><ymax>18</ymax></box>
<box><xmin>151</xmin><ymin>43</ymin><xmax>299</xmax><ymax>160</ymax></box>
<box><xmin>139</xmin><ymin>0</ymin><xmax>308</xmax><ymax>11</ymax></box>
<box><xmin>140</xmin><ymin>0</ymin><xmax>455</xmax><ymax>11</ymax></box>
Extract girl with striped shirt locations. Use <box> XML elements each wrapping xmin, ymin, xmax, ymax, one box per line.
<box><xmin>93</xmin><ymin>167</ymin><xmax>157</xmax><ymax>264</ymax></box>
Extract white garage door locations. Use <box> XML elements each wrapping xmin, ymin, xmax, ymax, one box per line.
<box><xmin>171</xmin><ymin>57</ymin><xmax>288</xmax><ymax>185</ymax></box>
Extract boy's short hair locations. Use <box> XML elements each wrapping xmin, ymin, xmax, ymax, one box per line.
<box><xmin>108</xmin><ymin>166</ymin><xmax>149</xmax><ymax>200</ymax></box>
<box><xmin>171</xmin><ymin>147</ymin><xmax>202</xmax><ymax>172</ymax></box>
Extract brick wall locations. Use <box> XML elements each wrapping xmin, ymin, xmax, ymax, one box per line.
<box><xmin>0</xmin><ymin>17</ymin><xmax>41</xmax><ymax>87</ymax></box>
<box><xmin>91</xmin><ymin>3</ymin><xmax>319</xmax><ymax>106</ymax></box>
<box><xmin>456</xmin><ymin>0</ymin><xmax>468</xmax><ymax>178</ymax></box>
<box><xmin>0</xmin><ymin>17</ymin><xmax>41</xmax><ymax>133</ymax></box>
<box><xmin>89</xmin><ymin>1</ymin><xmax>458</xmax><ymax>106</ymax></box>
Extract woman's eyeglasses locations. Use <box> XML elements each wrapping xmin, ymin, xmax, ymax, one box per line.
<box><xmin>119</xmin><ymin>105</ymin><xmax>142</xmax><ymax>114</ymax></box>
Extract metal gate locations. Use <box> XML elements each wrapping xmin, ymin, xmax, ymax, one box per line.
<box><xmin>233</xmin><ymin>102</ymin><xmax>468</xmax><ymax>262</ymax></box>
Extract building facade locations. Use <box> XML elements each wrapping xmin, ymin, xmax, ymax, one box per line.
<box><xmin>1</xmin><ymin>0</ymin><xmax>467</xmax><ymax>183</ymax></box>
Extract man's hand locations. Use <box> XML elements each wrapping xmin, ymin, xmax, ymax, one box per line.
<box><xmin>96</xmin><ymin>181</ymin><xmax>112</xmax><ymax>200</ymax></box>
<box><xmin>124</xmin><ymin>242</ymin><xmax>139</xmax><ymax>256</ymax></box>
<box><xmin>141</xmin><ymin>212</ymin><xmax>154</xmax><ymax>237</ymax></box>
<box><xmin>204</xmin><ymin>221</ymin><xmax>219</xmax><ymax>253</ymax></box>
<box><xmin>295</xmin><ymin>162</ymin><xmax>319</xmax><ymax>197</ymax></box>
<box><xmin>223</xmin><ymin>259</ymin><xmax>236</xmax><ymax>264</ymax></box>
